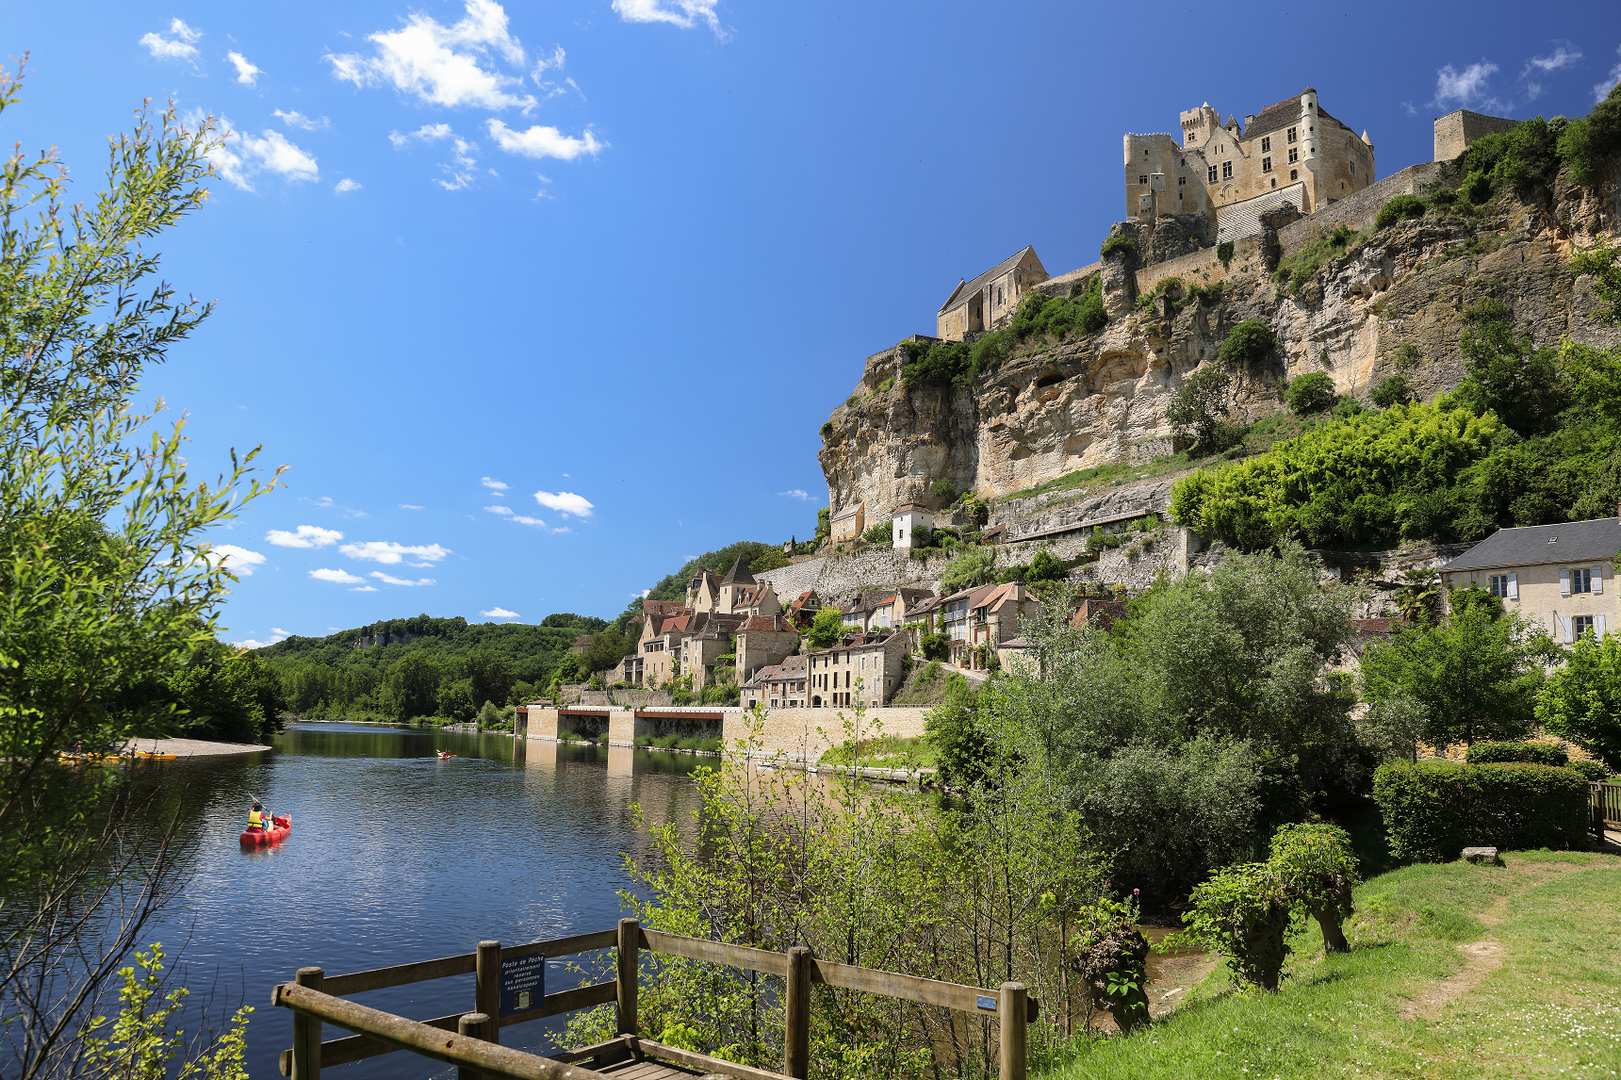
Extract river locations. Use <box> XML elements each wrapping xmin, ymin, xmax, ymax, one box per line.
<box><xmin>130</xmin><ymin>722</ymin><xmax>704</xmax><ymax>1079</ymax></box>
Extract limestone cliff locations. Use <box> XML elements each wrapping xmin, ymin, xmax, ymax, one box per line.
<box><xmin>819</xmin><ymin>167</ymin><xmax>1621</xmax><ymax>521</ymax></box>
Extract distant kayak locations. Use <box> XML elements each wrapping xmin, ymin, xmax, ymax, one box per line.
<box><xmin>436</xmin><ymin>750</ymin><xmax>455</xmax><ymax>760</ymax></box>
<box><xmin>240</xmin><ymin>813</ymin><xmax>292</xmax><ymax>849</ymax></box>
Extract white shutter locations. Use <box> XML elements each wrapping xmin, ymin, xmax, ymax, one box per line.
<box><xmin>1560</xmin><ymin>568</ymin><xmax>1572</xmax><ymax>597</ymax></box>
<box><xmin>1598</xmin><ymin>614</ymin><xmax>1609</xmax><ymax>638</ymax></box>
<box><xmin>1559</xmin><ymin>613</ymin><xmax>1573</xmax><ymax>645</ymax></box>
<box><xmin>1507</xmin><ymin>572</ymin><xmax>1519</xmax><ymax>599</ymax></box>
<box><xmin>1593</xmin><ymin>565</ymin><xmax>1605</xmax><ymax>595</ymax></box>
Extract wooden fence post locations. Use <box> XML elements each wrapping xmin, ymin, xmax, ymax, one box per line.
<box><xmin>290</xmin><ymin>967</ymin><xmax>324</xmax><ymax>1080</ymax></box>
<box><xmin>997</xmin><ymin>982</ymin><xmax>1028</xmax><ymax>1080</ymax></box>
<box><xmin>783</xmin><ymin>946</ymin><xmax>811</xmax><ymax>1079</ymax></box>
<box><xmin>616</xmin><ymin>918</ymin><xmax>639</xmax><ymax>1036</ymax></box>
<box><xmin>457</xmin><ymin>1012</ymin><xmax>492</xmax><ymax>1080</ymax></box>
<box><xmin>475</xmin><ymin>941</ymin><xmax>502</xmax><ymax>1046</ymax></box>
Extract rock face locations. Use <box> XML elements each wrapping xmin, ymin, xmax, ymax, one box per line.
<box><xmin>819</xmin><ymin>169</ymin><xmax>1621</xmax><ymax>521</ymax></box>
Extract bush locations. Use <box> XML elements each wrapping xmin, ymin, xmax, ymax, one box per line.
<box><xmin>1216</xmin><ymin>240</ymin><xmax>1235</xmax><ymax>267</ymax></box>
<box><xmin>918</xmin><ymin>631</ymin><xmax>950</xmax><ymax>662</ymax></box>
<box><xmin>1558</xmin><ymin>86</ymin><xmax>1621</xmax><ymax>188</ymax></box>
<box><xmin>1463</xmin><ymin>116</ymin><xmax>1561</xmax><ymax>201</ymax></box>
<box><xmin>1567</xmin><ymin>759</ymin><xmax>1611</xmax><ymax>782</ymax></box>
<box><xmin>1068</xmin><ymin>895</ymin><xmax>1150</xmax><ymax>1032</ymax></box>
<box><xmin>1100</xmin><ymin>230</ymin><xmax>1136</xmax><ymax>260</ymax></box>
<box><xmin>939</xmin><ymin>546</ymin><xmax>996</xmax><ymax>592</ymax></box>
<box><xmin>1465</xmin><ymin>740</ymin><xmax>1569</xmax><ymax>767</ymax></box>
<box><xmin>1268</xmin><ymin>822</ymin><xmax>1358</xmax><ymax>953</ymax></box>
<box><xmin>1285</xmin><ymin>371</ymin><xmax>1338</xmax><ymax>415</ymax></box>
<box><xmin>1167</xmin><ymin>365</ymin><xmax>1239</xmax><ymax>457</ymax></box>
<box><xmin>1376</xmin><ymin>193</ymin><xmax>1427</xmax><ymax>229</ymax></box>
<box><xmin>1182</xmin><ymin>861</ymin><xmax>1292</xmax><ymax>990</ymax></box>
<box><xmin>1370</xmin><ymin>373</ymin><xmax>1416</xmax><ymax>408</ymax></box>
<box><xmin>861</xmin><ymin>519</ymin><xmax>892</xmax><ymax>545</ymax></box>
<box><xmin>1460</xmin><ymin>167</ymin><xmax>1492</xmax><ymax>205</ymax></box>
<box><xmin>1217</xmin><ymin>319</ymin><xmax>1276</xmax><ymax>370</ymax></box>
<box><xmin>1371</xmin><ymin>759</ymin><xmax>1589</xmax><ymax>862</ymax></box>
<box><xmin>1026</xmin><ymin>547</ymin><xmax>1066</xmax><ymax>583</ymax></box>
<box><xmin>820</xmin><ymin>421</ymin><xmax>834</xmax><ymax>438</ymax></box>
<box><xmin>902</xmin><ymin>338</ymin><xmax>972</xmax><ymax>388</ymax></box>
<box><xmin>1537</xmin><ymin>631</ymin><xmax>1621</xmax><ymax>770</ymax></box>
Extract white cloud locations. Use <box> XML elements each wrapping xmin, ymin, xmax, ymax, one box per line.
<box><xmin>612</xmin><ymin>0</ymin><xmax>726</xmax><ymax>38</ymax></box>
<box><xmin>140</xmin><ymin>18</ymin><xmax>201</xmax><ymax>64</ymax></box>
<box><xmin>266</xmin><ymin>524</ymin><xmax>344</xmax><ymax>549</ymax></box>
<box><xmin>533</xmin><ymin>490</ymin><xmax>594</xmax><ymax>518</ymax></box>
<box><xmin>778</xmin><ymin>488</ymin><xmax>811</xmax><ymax>501</ymax></box>
<box><xmin>325</xmin><ymin>0</ymin><xmax>536</xmax><ymax>111</ymax></box>
<box><xmin>339</xmin><ymin>540</ymin><xmax>452</xmax><ymax>565</ymax></box>
<box><xmin>310</xmin><ymin>567</ymin><xmax>364</xmax><ymax>585</ymax></box>
<box><xmin>351</xmin><ymin>585</ymin><xmax>379</xmax><ymax>593</ymax></box>
<box><xmin>234</xmin><ymin>626</ymin><xmax>290</xmax><ymax>650</ymax></box>
<box><xmin>311</xmin><ymin>494</ymin><xmax>368</xmax><ymax>518</ymax></box>
<box><xmin>389</xmin><ymin>123</ymin><xmax>479</xmax><ymax>191</ymax></box>
<box><xmin>1598</xmin><ymin>46</ymin><xmax>1621</xmax><ymax>104</ymax></box>
<box><xmin>1525</xmin><ymin>45</ymin><xmax>1582</xmax><ymax>75</ymax></box>
<box><xmin>207</xmin><ymin>544</ymin><xmax>267</xmax><ymax>576</ymax></box>
<box><xmin>205</xmin><ymin>114</ymin><xmax>320</xmax><ymax>191</ymax></box>
<box><xmin>227</xmin><ymin>50</ymin><xmax>262</xmax><ymax>85</ymax></box>
<box><xmin>487</xmin><ymin>119</ymin><xmax>603</xmax><ymax>161</ymax></box>
<box><xmin>485</xmin><ymin>504</ymin><xmax>514</xmax><ymax>517</ymax></box>
<box><xmin>400</xmin><ymin>503</ymin><xmax>426</xmax><ymax>511</ymax></box>
<box><xmin>274</xmin><ymin>108</ymin><xmax>331</xmax><ymax>131</ymax></box>
<box><xmin>371</xmin><ymin>570</ymin><xmax>436</xmax><ymax>587</ymax></box>
<box><xmin>481</xmin><ymin>475</ymin><xmax>510</xmax><ymax>493</ymax></box>
<box><xmin>481</xmin><ymin>606</ymin><xmax>520</xmax><ymax>618</ymax></box>
<box><xmin>334</xmin><ymin>177</ymin><xmax>363</xmax><ymax>194</ymax></box>
<box><xmin>1433</xmin><ymin>61</ymin><xmax>1502</xmax><ymax>110</ymax></box>
<box><xmin>512</xmin><ymin>514</ymin><xmax>548</xmax><ymax>528</ymax></box>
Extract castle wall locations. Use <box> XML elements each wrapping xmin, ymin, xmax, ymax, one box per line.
<box><xmin>1434</xmin><ymin>109</ymin><xmax>1518</xmax><ymax>162</ymax></box>
<box><xmin>1275</xmin><ymin>160</ymin><xmax>1445</xmax><ymax>253</ymax></box>
<box><xmin>1135</xmin><ymin>232</ymin><xmax>1266</xmax><ymax>294</ymax></box>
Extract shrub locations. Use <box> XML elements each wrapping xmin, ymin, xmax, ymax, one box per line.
<box><xmin>1068</xmin><ymin>895</ymin><xmax>1150</xmax><ymax>1032</ymax></box>
<box><xmin>1026</xmin><ymin>547</ymin><xmax>1066</xmax><ymax>583</ymax></box>
<box><xmin>1371</xmin><ymin>759</ymin><xmax>1589</xmax><ymax>862</ymax></box>
<box><xmin>1268</xmin><ymin>822</ymin><xmax>1358</xmax><ymax>953</ymax></box>
<box><xmin>1216</xmin><ymin>240</ymin><xmax>1235</xmax><ymax>267</ymax></box>
<box><xmin>1376</xmin><ymin>193</ymin><xmax>1427</xmax><ymax>229</ymax></box>
<box><xmin>1100</xmin><ymin>230</ymin><xmax>1136</xmax><ymax>260</ymax></box>
<box><xmin>901</xmin><ymin>338</ymin><xmax>972</xmax><ymax>388</ymax></box>
<box><xmin>1273</xmin><ymin>225</ymin><xmax>1361</xmax><ymax>297</ymax></box>
<box><xmin>805</xmin><ymin>606</ymin><xmax>844</xmax><ymax>649</ymax></box>
<box><xmin>1166</xmin><ymin>365</ymin><xmax>1239</xmax><ymax>456</ymax></box>
<box><xmin>939</xmin><ymin>546</ymin><xmax>996</xmax><ymax>592</ymax></box>
<box><xmin>929</xmin><ymin>477</ymin><xmax>959</xmax><ymax>504</ymax></box>
<box><xmin>1571</xmin><ymin>243</ymin><xmax>1621</xmax><ymax>324</ymax></box>
<box><xmin>1371</xmin><ymin>373</ymin><xmax>1416</xmax><ymax>407</ymax></box>
<box><xmin>1537</xmin><ymin>631</ymin><xmax>1621</xmax><ymax>770</ymax></box>
<box><xmin>1285</xmin><ymin>371</ymin><xmax>1338</xmax><ymax>415</ymax></box>
<box><xmin>1462</xmin><ymin>116</ymin><xmax>1561</xmax><ymax>201</ymax></box>
<box><xmin>918</xmin><ymin>631</ymin><xmax>950</xmax><ymax>662</ymax></box>
<box><xmin>1218</xmin><ymin>319</ymin><xmax>1276</xmax><ymax>370</ymax></box>
<box><xmin>1558</xmin><ymin>86</ymin><xmax>1621</xmax><ymax>188</ymax></box>
<box><xmin>1567</xmin><ymin>759</ymin><xmax>1611</xmax><ymax>782</ymax></box>
<box><xmin>1182</xmin><ymin>862</ymin><xmax>1292</xmax><ymax>990</ymax></box>
<box><xmin>820</xmin><ymin>421</ymin><xmax>834</xmax><ymax>438</ymax></box>
<box><xmin>1465</xmin><ymin>740</ymin><xmax>1569</xmax><ymax>767</ymax></box>
<box><xmin>861</xmin><ymin>519</ymin><xmax>892</xmax><ymax>545</ymax></box>
<box><xmin>1460</xmin><ymin>168</ymin><xmax>1492</xmax><ymax>205</ymax></box>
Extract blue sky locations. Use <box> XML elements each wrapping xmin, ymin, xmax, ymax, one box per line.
<box><xmin>5</xmin><ymin>0</ymin><xmax>1618</xmax><ymax>645</ymax></box>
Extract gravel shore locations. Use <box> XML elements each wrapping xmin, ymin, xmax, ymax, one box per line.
<box><xmin>123</xmin><ymin>737</ymin><xmax>272</xmax><ymax>757</ymax></box>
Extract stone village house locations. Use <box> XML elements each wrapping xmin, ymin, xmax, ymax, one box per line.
<box><xmin>740</xmin><ymin>654</ymin><xmax>809</xmax><ymax>711</ymax></box>
<box><xmin>805</xmin><ymin>631</ymin><xmax>911</xmax><ymax>709</ymax></box>
<box><xmin>1441</xmin><ymin>513</ymin><xmax>1621</xmax><ymax>645</ymax></box>
<box><xmin>935</xmin><ymin>246</ymin><xmax>1049</xmax><ymax>342</ymax></box>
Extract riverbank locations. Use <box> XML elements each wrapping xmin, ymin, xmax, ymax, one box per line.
<box><xmin>123</xmin><ymin>737</ymin><xmax>271</xmax><ymax>757</ymax></box>
<box><xmin>1039</xmin><ymin>849</ymin><xmax>1621</xmax><ymax>1078</ymax></box>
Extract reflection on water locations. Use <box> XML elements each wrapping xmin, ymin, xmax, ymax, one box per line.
<box><xmin>119</xmin><ymin>724</ymin><xmax>703</xmax><ymax>1079</ymax></box>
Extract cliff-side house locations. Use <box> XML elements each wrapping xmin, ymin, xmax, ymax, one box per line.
<box><xmin>935</xmin><ymin>245</ymin><xmax>1049</xmax><ymax>342</ymax></box>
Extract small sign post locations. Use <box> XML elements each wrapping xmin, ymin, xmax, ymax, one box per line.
<box><xmin>499</xmin><ymin>953</ymin><xmax>546</xmax><ymax>1016</ymax></box>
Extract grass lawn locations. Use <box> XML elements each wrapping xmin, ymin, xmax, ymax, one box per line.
<box><xmin>1039</xmin><ymin>850</ymin><xmax>1621</xmax><ymax>1078</ymax></box>
<box><xmin>819</xmin><ymin>734</ymin><xmax>934</xmax><ymax>770</ymax></box>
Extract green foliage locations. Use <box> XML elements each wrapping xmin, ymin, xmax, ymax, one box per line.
<box><xmin>1100</xmin><ymin>230</ymin><xmax>1136</xmax><ymax>260</ymax></box>
<box><xmin>925</xmin><ymin>678</ymin><xmax>999</xmax><ymax>789</ymax></box>
<box><xmin>1459</xmin><ymin>167</ymin><xmax>1492</xmax><ymax>205</ymax></box>
<box><xmin>900</xmin><ymin>337</ymin><xmax>973</xmax><ymax>388</ymax></box>
<box><xmin>918</xmin><ymin>631</ymin><xmax>950</xmax><ymax>662</ymax></box>
<box><xmin>1454</xmin><ymin>298</ymin><xmax>1567</xmax><ymax>434</ymax></box>
<box><xmin>1025</xmin><ymin>547</ymin><xmax>1066</xmax><ymax>583</ymax></box>
<box><xmin>1557</xmin><ymin>84</ymin><xmax>1621</xmax><ymax>188</ymax></box>
<box><xmin>875</xmin><ymin>375</ymin><xmax>894</xmax><ymax>394</ymax></box>
<box><xmin>814</xmin><ymin>506</ymin><xmax>831</xmax><ymax>546</ymax></box>
<box><xmin>1537</xmin><ymin>631</ymin><xmax>1621</xmax><ymax>770</ymax></box>
<box><xmin>805</xmin><ymin>606</ymin><xmax>845</xmax><ymax>649</ymax></box>
<box><xmin>541</xmin><ymin>612</ymin><xmax>609</xmax><ymax>631</ymax></box>
<box><xmin>820</xmin><ymin>420</ymin><xmax>834</xmax><ymax>438</ymax></box>
<box><xmin>1182</xmin><ymin>861</ymin><xmax>1292</xmax><ymax>990</ymax></box>
<box><xmin>1566</xmin><ymin>759</ymin><xmax>1611</xmax><ymax>782</ymax></box>
<box><xmin>1269</xmin><ymin>822</ymin><xmax>1359</xmax><ymax>952</ymax></box>
<box><xmin>1284</xmin><ymin>371</ymin><xmax>1337</xmax><ymax>415</ymax></box>
<box><xmin>1461</xmin><ymin>116</ymin><xmax>1562</xmax><ymax>201</ymax></box>
<box><xmin>1216</xmin><ymin>240</ymin><xmax>1235</xmax><ymax>267</ymax></box>
<box><xmin>1067</xmin><ymin>894</ymin><xmax>1150</xmax><ymax>1033</ymax></box>
<box><xmin>1136</xmin><ymin>276</ymin><xmax>1184</xmax><ymax>315</ymax></box>
<box><xmin>611</xmin><ymin>540</ymin><xmax>786</xmax><ymax>634</ymax></box>
<box><xmin>939</xmin><ymin>545</ymin><xmax>996</xmax><ymax>592</ymax></box>
<box><xmin>80</xmin><ymin>943</ymin><xmax>252</xmax><ymax>1080</ymax></box>
<box><xmin>1371</xmin><ymin>759</ymin><xmax>1590</xmax><ymax>862</ymax></box>
<box><xmin>1273</xmin><ymin>225</ymin><xmax>1362</xmax><ymax>297</ymax></box>
<box><xmin>861</xmin><ymin>519</ymin><xmax>892</xmax><ymax>544</ymax></box>
<box><xmin>1370</xmin><ymin>373</ymin><xmax>1416</xmax><ymax>407</ymax></box>
<box><xmin>1571</xmin><ymin>242</ymin><xmax>1621</xmax><ymax>323</ymax></box>
<box><xmin>1361</xmin><ymin>596</ymin><xmax>1552</xmax><ymax>750</ymax></box>
<box><xmin>1375</xmin><ymin>193</ymin><xmax>1427</xmax><ymax>229</ymax></box>
<box><xmin>1465</xmin><ymin>740</ymin><xmax>1569</xmax><ymax>767</ymax></box>
<box><xmin>1166</xmin><ymin>365</ymin><xmax>1240</xmax><ymax>457</ymax></box>
<box><xmin>154</xmin><ymin>640</ymin><xmax>286</xmax><ymax>743</ymax></box>
<box><xmin>1010</xmin><ymin>279</ymin><xmax>1108</xmax><ymax>340</ymax></box>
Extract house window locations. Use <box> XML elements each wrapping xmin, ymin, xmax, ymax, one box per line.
<box><xmin>1488</xmin><ymin>574</ymin><xmax>1513</xmax><ymax>598</ymax></box>
<box><xmin>1571</xmin><ymin>567</ymin><xmax>1593</xmax><ymax>594</ymax></box>
<box><xmin>1138</xmin><ymin>174</ymin><xmax>1148</xmax><ymax>185</ymax></box>
<box><xmin>1573</xmin><ymin>614</ymin><xmax>1596</xmax><ymax>640</ymax></box>
<box><xmin>1287</xmin><ymin>126</ymin><xmax>1297</xmax><ymax>143</ymax></box>
<box><xmin>1261</xmin><ymin>136</ymin><xmax>1271</xmax><ymax>152</ymax></box>
<box><xmin>1177</xmin><ymin>175</ymin><xmax>1186</xmax><ymax>186</ymax></box>
<box><xmin>1289</xmin><ymin>147</ymin><xmax>1299</xmax><ymax>164</ymax></box>
<box><xmin>1350</xmin><ymin>161</ymin><xmax>1356</xmax><ymax>175</ymax></box>
<box><xmin>1262</xmin><ymin>156</ymin><xmax>1272</xmax><ymax>172</ymax></box>
<box><xmin>1221</xmin><ymin>160</ymin><xmax>1233</xmax><ymax>180</ymax></box>
<box><xmin>1207</xmin><ymin>164</ymin><xmax>1218</xmax><ymax>183</ymax></box>
<box><xmin>1290</xmin><ymin>168</ymin><xmax>1298</xmax><ymax>181</ymax></box>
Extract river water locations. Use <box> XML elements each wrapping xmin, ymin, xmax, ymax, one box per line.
<box><xmin>132</xmin><ymin>723</ymin><xmax>704</xmax><ymax>1079</ymax></box>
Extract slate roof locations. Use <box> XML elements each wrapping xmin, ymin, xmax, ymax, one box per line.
<box><xmin>720</xmin><ymin>556</ymin><xmax>756</xmax><ymax>586</ymax></box>
<box><xmin>938</xmin><ymin>245</ymin><xmax>1037</xmax><ymax>315</ymax></box>
<box><xmin>1242</xmin><ymin>89</ymin><xmax>1354</xmax><ymax>140</ymax></box>
<box><xmin>1443</xmin><ymin>517</ymin><xmax>1621</xmax><ymax>572</ymax></box>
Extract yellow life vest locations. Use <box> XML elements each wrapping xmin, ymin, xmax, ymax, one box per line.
<box><xmin>247</xmin><ymin>809</ymin><xmax>265</xmax><ymax>829</ymax></box>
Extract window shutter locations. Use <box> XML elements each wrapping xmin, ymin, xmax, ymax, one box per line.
<box><xmin>1594</xmin><ymin>565</ymin><xmax>1605</xmax><ymax>595</ymax></box>
<box><xmin>1560</xmin><ymin>614</ymin><xmax>1573</xmax><ymax>645</ymax></box>
<box><xmin>1507</xmin><ymin>572</ymin><xmax>1519</xmax><ymax>599</ymax></box>
<box><xmin>1560</xmin><ymin>568</ymin><xmax>1572</xmax><ymax>597</ymax></box>
<box><xmin>1598</xmin><ymin>614</ymin><xmax>1609</xmax><ymax>638</ymax></box>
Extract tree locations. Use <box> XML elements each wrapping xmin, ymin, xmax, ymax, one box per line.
<box><xmin>1025</xmin><ymin>547</ymin><xmax>1066</xmax><ymax>583</ymax></box>
<box><xmin>0</xmin><ymin>72</ymin><xmax>275</xmax><ymax>1078</ymax></box>
<box><xmin>382</xmin><ymin>653</ymin><xmax>441</xmax><ymax>721</ymax></box>
<box><xmin>1362</xmin><ymin>591</ymin><xmax>1554</xmax><ymax>749</ymax></box>
<box><xmin>1285</xmin><ymin>371</ymin><xmax>1338</xmax><ymax>415</ymax></box>
<box><xmin>1182</xmin><ymin>862</ymin><xmax>1292</xmax><ymax>991</ymax></box>
<box><xmin>939</xmin><ymin>546</ymin><xmax>996</xmax><ymax>592</ymax></box>
<box><xmin>1268</xmin><ymin>822</ymin><xmax>1358</xmax><ymax>953</ymax></box>
<box><xmin>1166</xmin><ymin>365</ymin><xmax>1238</xmax><ymax>456</ymax></box>
<box><xmin>1537</xmin><ymin>632</ymin><xmax>1621</xmax><ymax>771</ymax></box>
<box><xmin>1454</xmin><ymin>299</ymin><xmax>1567</xmax><ymax>434</ymax></box>
<box><xmin>1371</xmin><ymin>373</ymin><xmax>1416</xmax><ymax>407</ymax></box>
<box><xmin>1217</xmin><ymin>319</ymin><xmax>1276</xmax><ymax>371</ymax></box>
<box><xmin>805</xmin><ymin>607</ymin><xmax>844</xmax><ymax>650</ymax></box>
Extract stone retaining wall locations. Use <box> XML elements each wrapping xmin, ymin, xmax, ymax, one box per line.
<box><xmin>1276</xmin><ymin>161</ymin><xmax>1446</xmax><ymax>253</ymax></box>
<box><xmin>723</xmin><ymin>705</ymin><xmax>932</xmax><ymax>763</ymax></box>
<box><xmin>757</xmin><ymin>548</ymin><xmax>953</xmax><ymax>605</ymax></box>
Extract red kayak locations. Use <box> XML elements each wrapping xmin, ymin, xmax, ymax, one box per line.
<box><xmin>240</xmin><ymin>813</ymin><xmax>292</xmax><ymax>849</ymax></box>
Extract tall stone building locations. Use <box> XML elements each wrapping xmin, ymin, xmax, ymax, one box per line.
<box><xmin>936</xmin><ymin>246</ymin><xmax>1049</xmax><ymax>341</ymax></box>
<box><xmin>1124</xmin><ymin>88</ymin><xmax>1374</xmax><ymax>242</ymax></box>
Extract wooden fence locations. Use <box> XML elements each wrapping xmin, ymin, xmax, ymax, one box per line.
<box><xmin>1593</xmin><ymin>782</ymin><xmax>1621</xmax><ymax>835</ymax></box>
<box><xmin>276</xmin><ymin>918</ymin><xmax>1037</xmax><ymax>1080</ymax></box>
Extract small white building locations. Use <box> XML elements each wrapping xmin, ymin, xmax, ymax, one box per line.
<box><xmin>892</xmin><ymin>503</ymin><xmax>935</xmax><ymax>550</ymax></box>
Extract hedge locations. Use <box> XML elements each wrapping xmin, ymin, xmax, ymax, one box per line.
<box><xmin>1567</xmin><ymin>759</ymin><xmax>1611</xmax><ymax>782</ymax></box>
<box><xmin>1372</xmin><ymin>759</ymin><xmax>1589</xmax><ymax>862</ymax></box>
<box><xmin>1465</xmin><ymin>740</ymin><xmax>1569</xmax><ymax>767</ymax></box>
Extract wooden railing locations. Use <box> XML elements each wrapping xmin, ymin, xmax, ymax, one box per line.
<box><xmin>276</xmin><ymin>918</ymin><xmax>1036</xmax><ymax>1080</ymax></box>
<box><xmin>1593</xmin><ymin>782</ymin><xmax>1621</xmax><ymax>834</ymax></box>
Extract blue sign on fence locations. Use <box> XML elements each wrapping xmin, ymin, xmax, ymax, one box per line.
<box><xmin>500</xmin><ymin>953</ymin><xmax>546</xmax><ymax>1016</ymax></box>
<box><xmin>975</xmin><ymin>994</ymin><xmax>997</xmax><ymax>1012</ymax></box>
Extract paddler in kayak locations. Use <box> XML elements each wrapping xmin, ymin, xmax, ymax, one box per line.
<box><xmin>246</xmin><ymin>800</ymin><xmax>273</xmax><ymax>833</ymax></box>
